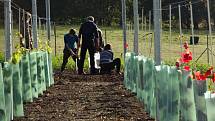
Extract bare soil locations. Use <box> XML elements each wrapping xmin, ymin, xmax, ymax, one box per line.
<box><xmin>14</xmin><ymin>70</ymin><xmax>154</xmax><ymax>121</ymax></box>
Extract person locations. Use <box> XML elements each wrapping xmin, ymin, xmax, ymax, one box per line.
<box><xmin>77</xmin><ymin>16</ymin><xmax>99</xmax><ymax>75</ymax></box>
<box><xmin>60</xmin><ymin>28</ymin><xmax>79</xmax><ymax>73</ymax></box>
<box><xmin>100</xmin><ymin>44</ymin><xmax>121</xmax><ymax>74</ymax></box>
<box><xmin>20</xmin><ymin>12</ymin><xmax>33</xmax><ymax>49</ymax></box>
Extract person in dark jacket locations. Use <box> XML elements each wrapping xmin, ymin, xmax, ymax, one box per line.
<box><xmin>61</xmin><ymin>28</ymin><xmax>79</xmax><ymax>73</ymax></box>
<box><xmin>77</xmin><ymin>16</ymin><xmax>99</xmax><ymax>74</ymax></box>
<box><xmin>100</xmin><ymin>44</ymin><xmax>121</xmax><ymax>74</ymax></box>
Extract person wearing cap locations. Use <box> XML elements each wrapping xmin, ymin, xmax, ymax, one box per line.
<box><xmin>77</xmin><ymin>16</ymin><xmax>99</xmax><ymax>75</ymax></box>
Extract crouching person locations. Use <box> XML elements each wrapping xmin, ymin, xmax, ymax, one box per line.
<box><xmin>100</xmin><ymin>44</ymin><xmax>121</xmax><ymax>74</ymax></box>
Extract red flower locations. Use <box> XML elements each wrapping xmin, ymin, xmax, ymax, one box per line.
<box><xmin>205</xmin><ymin>67</ymin><xmax>214</xmax><ymax>78</ymax></box>
<box><xmin>184</xmin><ymin>42</ymin><xmax>189</xmax><ymax>49</ymax></box>
<box><xmin>125</xmin><ymin>43</ymin><xmax>129</xmax><ymax>49</ymax></box>
<box><xmin>176</xmin><ymin>60</ymin><xmax>180</xmax><ymax>68</ymax></box>
<box><xmin>195</xmin><ymin>71</ymin><xmax>206</xmax><ymax>81</ymax></box>
<box><xmin>212</xmin><ymin>73</ymin><xmax>215</xmax><ymax>82</ymax></box>
<box><xmin>184</xmin><ymin>66</ymin><xmax>190</xmax><ymax>71</ymax></box>
<box><xmin>182</xmin><ymin>50</ymin><xmax>192</xmax><ymax>63</ymax></box>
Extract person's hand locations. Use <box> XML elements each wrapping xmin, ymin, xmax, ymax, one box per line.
<box><xmin>70</xmin><ymin>50</ymin><xmax>75</xmax><ymax>56</ymax></box>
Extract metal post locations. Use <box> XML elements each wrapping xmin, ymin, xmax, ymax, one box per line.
<box><xmin>46</xmin><ymin>0</ymin><xmax>51</xmax><ymax>42</ymax></box>
<box><xmin>154</xmin><ymin>0</ymin><xmax>161</xmax><ymax>65</ymax></box>
<box><xmin>23</xmin><ymin>9</ymin><xmax>26</xmax><ymax>46</ymax></box>
<box><xmin>190</xmin><ymin>2</ymin><xmax>195</xmax><ymax>59</ymax></box>
<box><xmin>18</xmin><ymin>8</ymin><xmax>21</xmax><ymax>34</ymax></box>
<box><xmin>32</xmin><ymin>0</ymin><xmax>38</xmax><ymax>48</ymax></box>
<box><xmin>54</xmin><ymin>22</ymin><xmax>57</xmax><ymax>56</ymax></box>
<box><xmin>133</xmin><ymin>0</ymin><xmax>139</xmax><ymax>54</ymax></box>
<box><xmin>160</xmin><ymin>0</ymin><xmax>162</xmax><ymax>36</ymax></box>
<box><xmin>121</xmin><ymin>0</ymin><xmax>127</xmax><ymax>57</ymax></box>
<box><xmin>4</xmin><ymin>0</ymin><xmax>12</xmax><ymax>61</ymax></box>
<box><xmin>207</xmin><ymin>35</ymin><xmax>209</xmax><ymax>64</ymax></box>
<box><xmin>38</xmin><ymin>17</ymin><xmax>41</xmax><ymax>36</ymax></box>
<box><xmin>144</xmin><ymin>16</ymin><xmax>147</xmax><ymax>54</ymax></box>
<box><xmin>207</xmin><ymin>0</ymin><xmax>213</xmax><ymax>65</ymax></box>
<box><xmin>169</xmin><ymin>5</ymin><xmax>172</xmax><ymax>53</ymax></box>
<box><xmin>149</xmin><ymin>11</ymin><xmax>151</xmax><ymax>32</ymax></box>
<box><xmin>148</xmin><ymin>11</ymin><xmax>151</xmax><ymax>55</ymax></box>
<box><xmin>105</xmin><ymin>29</ymin><xmax>107</xmax><ymax>44</ymax></box>
<box><xmin>178</xmin><ymin>5</ymin><xmax>183</xmax><ymax>53</ymax></box>
<box><xmin>142</xmin><ymin>8</ymin><xmax>144</xmax><ymax>31</ymax></box>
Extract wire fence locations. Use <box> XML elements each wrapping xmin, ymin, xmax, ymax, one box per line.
<box><xmin>125</xmin><ymin>0</ymin><xmax>215</xmax><ymax>66</ymax></box>
<box><xmin>0</xmin><ymin>1</ymin><xmax>54</xmax><ymax>60</ymax></box>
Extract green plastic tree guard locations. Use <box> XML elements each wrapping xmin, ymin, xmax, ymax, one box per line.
<box><xmin>48</xmin><ymin>54</ymin><xmax>54</xmax><ymax>85</ymax></box>
<box><xmin>36</xmin><ymin>52</ymin><xmax>46</xmax><ymax>95</ymax></box>
<box><xmin>21</xmin><ymin>53</ymin><xmax>33</xmax><ymax>102</ymax></box>
<box><xmin>12</xmin><ymin>63</ymin><xmax>24</xmax><ymax>117</ymax></box>
<box><xmin>0</xmin><ymin>64</ymin><xmax>6</xmax><ymax>121</ymax></box>
<box><xmin>126</xmin><ymin>53</ymin><xmax>135</xmax><ymax>91</ymax></box>
<box><xmin>124</xmin><ymin>53</ymin><xmax>131</xmax><ymax>88</ymax></box>
<box><xmin>139</xmin><ymin>56</ymin><xmax>147</xmax><ymax>102</ymax></box>
<box><xmin>167</xmin><ymin>67</ymin><xmax>180</xmax><ymax>121</ymax></box>
<box><xmin>144</xmin><ymin>58</ymin><xmax>155</xmax><ymax>114</ymax></box>
<box><xmin>193</xmin><ymin>80</ymin><xmax>208</xmax><ymax>121</ymax></box>
<box><xmin>41</xmin><ymin>52</ymin><xmax>47</xmax><ymax>91</ymax></box>
<box><xmin>132</xmin><ymin>56</ymin><xmax>138</xmax><ymax>93</ymax></box>
<box><xmin>29</xmin><ymin>52</ymin><xmax>38</xmax><ymax>98</ymax></box>
<box><xmin>3</xmin><ymin>62</ymin><xmax>13</xmax><ymax>121</ymax></box>
<box><xmin>141</xmin><ymin>57</ymin><xmax>147</xmax><ymax>103</ymax></box>
<box><xmin>205</xmin><ymin>97</ymin><xmax>215</xmax><ymax>121</ymax></box>
<box><xmin>179</xmin><ymin>70</ymin><xmax>197</xmax><ymax>121</ymax></box>
<box><xmin>136</xmin><ymin>56</ymin><xmax>143</xmax><ymax>100</ymax></box>
<box><xmin>155</xmin><ymin>65</ymin><xmax>169</xmax><ymax>121</ymax></box>
<box><xmin>43</xmin><ymin>52</ymin><xmax>51</xmax><ymax>88</ymax></box>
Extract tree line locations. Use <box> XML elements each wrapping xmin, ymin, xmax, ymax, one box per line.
<box><xmin>1</xmin><ymin>0</ymin><xmax>215</xmax><ymax>29</ymax></box>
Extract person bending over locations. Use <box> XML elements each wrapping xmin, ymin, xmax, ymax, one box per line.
<box><xmin>100</xmin><ymin>44</ymin><xmax>121</xmax><ymax>74</ymax></box>
<box><xmin>61</xmin><ymin>28</ymin><xmax>79</xmax><ymax>73</ymax></box>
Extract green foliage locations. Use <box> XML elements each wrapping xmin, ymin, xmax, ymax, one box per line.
<box><xmin>0</xmin><ymin>52</ymin><xmax>4</xmax><ymax>63</ymax></box>
<box><xmin>164</xmin><ymin>60</ymin><xmax>211</xmax><ymax>73</ymax></box>
<box><xmin>188</xmin><ymin>61</ymin><xmax>211</xmax><ymax>73</ymax></box>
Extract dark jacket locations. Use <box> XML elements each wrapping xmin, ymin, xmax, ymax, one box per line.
<box><xmin>78</xmin><ymin>21</ymin><xmax>99</xmax><ymax>46</ymax></box>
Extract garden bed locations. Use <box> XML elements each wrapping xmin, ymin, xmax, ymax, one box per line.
<box><xmin>14</xmin><ymin>70</ymin><xmax>153</xmax><ymax>121</ymax></box>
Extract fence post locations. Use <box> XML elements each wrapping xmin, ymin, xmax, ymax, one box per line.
<box><xmin>46</xmin><ymin>0</ymin><xmax>51</xmax><ymax>43</ymax></box>
<box><xmin>121</xmin><ymin>0</ymin><xmax>127</xmax><ymax>57</ymax></box>
<box><xmin>178</xmin><ymin>5</ymin><xmax>183</xmax><ymax>53</ymax></box>
<box><xmin>207</xmin><ymin>0</ymin><xmax>213</xmax><ymax>65</ymax></box>
<box><xmin>54</xmin><ymin>22</ymin><xmax>57</xmax><ymax>56</ymax></box>
<box><xmin>32</xmin><ymin>0</ymin><xmax>38</xmax><ymax>48</ymax></box>
<box><xmin>133</xmin><ymin>0</ymin><xmax>139</xmax><ymax>54</ymax></box>
<box><xmin>169</xmin><ymin>5</ymin><xmax>172</xmax><ymax>58</ymax></box>
<box><xmin>190</xmin><ymin>2</ymin><xmax>195</xmax><ymax>59</ymax></box>
<box><xmin>4</xmin><ymin>0</ymin><xmax>12</xmax><ymax>61</ymax></box>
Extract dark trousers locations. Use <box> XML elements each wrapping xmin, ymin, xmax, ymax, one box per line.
<box><xmin>78</xmin><ymin>43</ymin><xmax>96</xmax><ymax>73</ymax></box>
<box><xmin>61</xmin><ymin>50</ymin><xmax>78</xmax><ymax>72</ymax></box>
<box><xmin>100</xmin><ymin>58</ymin><xmax>121</xmax><ymax>74</ymax></box>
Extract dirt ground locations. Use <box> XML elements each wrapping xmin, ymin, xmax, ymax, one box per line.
<box><xmin>14</xmin><ymin>70</ymin><xmax>154</xmax><ymax>121</ymax></box>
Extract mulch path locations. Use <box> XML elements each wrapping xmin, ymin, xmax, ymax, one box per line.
<box><xmin>14</xmin><ymin>70</ymin><xmax>154</xmax><ymax>121</ymax></box>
